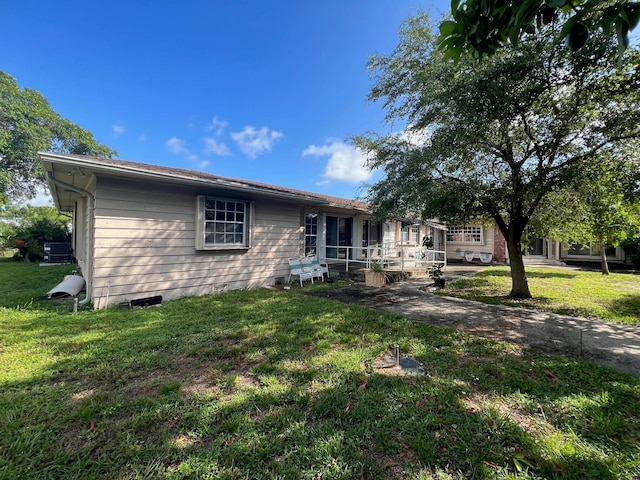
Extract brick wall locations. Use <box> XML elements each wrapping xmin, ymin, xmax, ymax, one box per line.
<box><xmin>493</xmin><ymin>227</ymin><xmax>507</xmax><ymax>263</ymax></box>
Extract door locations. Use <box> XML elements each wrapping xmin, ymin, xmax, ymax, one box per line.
<box><xmin>326</xmin><ymin>216</ymin><xmax>353</xmax><ymax>259</ymax></box>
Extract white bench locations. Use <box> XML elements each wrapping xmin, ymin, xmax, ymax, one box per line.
<box><xmin>464</xmin><ymin>251</ymin><xmax>493</xmax><ymax>264</ymax></box>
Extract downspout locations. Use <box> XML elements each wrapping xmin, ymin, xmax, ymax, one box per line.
<box><xmin>47</xmin><ymin>172</ymin><xmax>95</xmax><ymax>306</ymax></box>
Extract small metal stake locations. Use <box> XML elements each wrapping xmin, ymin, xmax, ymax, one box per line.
<box><xmin>394</xmin><ymin>344</ymin><xmax>400</xmax><ymax>368</ymax></box>
<box><xmin>73</xmin><ymin>297</ymin><xmax>78</xmax><ymax>314</ymax></box>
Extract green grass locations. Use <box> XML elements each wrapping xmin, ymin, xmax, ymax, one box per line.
<box><xmin>1</xmin><ymin>258</ymin><xmax>640</xmax><ymax>479</ymax></box>
<box><xmin>441</xmin><ymin>266</ymin><xmax>640</xmax><ymax>326</ymax></box>
<box><xmin>0</xmin><ymin>258</ymin><xmax>78</xmax><ymax>309</ymax></box>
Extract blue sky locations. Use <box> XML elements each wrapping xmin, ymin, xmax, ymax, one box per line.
<box><xmin>3</xmin><ymin>1</ymin><xmax>451</xmax><ymax>205</ymax></box>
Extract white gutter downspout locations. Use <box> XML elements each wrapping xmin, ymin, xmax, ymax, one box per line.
<box><xmin>47</xmin><ymin>171</ymin><xmax>94</xmax><ymax>306</ymax></box>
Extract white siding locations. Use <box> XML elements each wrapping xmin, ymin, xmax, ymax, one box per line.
<box><xmin>91</xmin><ymin>177</ymin><xmax>302</xmax><ymax>308</ymax></box>
<box><xmin>445</xmin><ymin>224</ymin><xmax>495</xmax><ymax>261</ymax></box>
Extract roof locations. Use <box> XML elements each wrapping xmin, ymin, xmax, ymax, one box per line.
<box><xmin>40</xmin><ymin>153</ymin><xmax>370</xmax><ymax>213</ymax></box>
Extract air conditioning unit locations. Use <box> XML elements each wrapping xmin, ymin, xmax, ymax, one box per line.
<box><xmin>43</xmin><ymin>242</ymin><xmax>73</xmax><ymax>263</ymax></box>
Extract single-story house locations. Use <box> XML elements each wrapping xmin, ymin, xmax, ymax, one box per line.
<box><xmin>41</xmin><ymin>153</ymin><xmax>446</xmax><ymax>309</ymax></box>
<box><xmin>445</xmin><ymin>222</ymin><xmax>627</xmax><ymax>266</ymax></box>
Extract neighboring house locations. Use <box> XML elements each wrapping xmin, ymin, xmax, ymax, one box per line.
<box><xmin>445</xmin><ymin>224</ymin><xmax>502</xmax><ymax>264</ymax></box>
<box><xmin>41</xmin><ymin>153</ymin><xmax>445</xmax><ymax>309</ymax></box>
<box><xmin>447</xmin><ymin>222</ymin><xmax>627</xmax><ymax>266</ymax></box>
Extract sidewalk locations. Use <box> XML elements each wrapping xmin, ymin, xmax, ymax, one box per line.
<box><xmin>315</xmin><ymin>266</ymin><xmax>640</xmax><ymax>377</ymax></box>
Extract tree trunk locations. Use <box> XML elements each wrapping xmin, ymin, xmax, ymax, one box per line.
<box><xmin>506</xmin><ymin>230</ymin><xmax>532</xmax><ymax>298</ymax></box>
<box><xmin>600</xmin><ymin>243</ymin><xmax>610</xmax><ymax>275</ymax></box>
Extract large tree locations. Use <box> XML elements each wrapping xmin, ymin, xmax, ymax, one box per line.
<box><xmin>354</xmin><ymin>14</ymin><xmax>640</xmax><ymax>298</ymax></box>
<box><xmin>438</xmin><ymin>0</ymin><xmax>640</xmax><ymax>60</ymax></box>
<box><xmin>0</xmin><ymin>71</ymin><xmax>115</xmax><ymax>202</ymax></box>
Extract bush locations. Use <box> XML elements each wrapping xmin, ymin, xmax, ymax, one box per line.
<box><xmin>621</xmin><ymin>237</ymin><xmax>640</xmax><ymax>267</ymax></box>
<box><xmin>11</xmin><ymin>218</ymin><xmax>70</xmax><ymax>262</ymax></box>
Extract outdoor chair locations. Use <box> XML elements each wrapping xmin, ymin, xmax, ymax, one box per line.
<box><xmin>302</xmin><ymin>255</ymin><xmax>327</xmax><ymax>282</ymax></box>
<box><xmin>310</xmin><ymin>255</ymin><xmax>329</xmax><ymax>279</ymax></box>
<box><xmin>288</xmin><ymin>257</ymin><xmax>314</xmax><ymax>286</ymax></box>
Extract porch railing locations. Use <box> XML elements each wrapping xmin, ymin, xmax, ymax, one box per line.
<box><xmin>320</xmin><ymin>243</ymin><xmax>446</xmax><ymax>273</ymax></box>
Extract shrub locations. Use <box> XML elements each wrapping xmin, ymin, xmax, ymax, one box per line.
<box><xmin>621</xmin><ymin>237</ymin><xmax>640</xmax><ymax>267</ymax></box>
<box><xmin>10</xmin><ymin>218</ymin><xmax>70</xmax><ymax>262</ymax></box>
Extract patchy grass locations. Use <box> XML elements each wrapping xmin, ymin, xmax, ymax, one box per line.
<box><xmin>1</xmin><ymin>260</ymin><xmax>640</xmax><ymax>479</ymax></box>
<box><xmin>441</xmin><ymin>266</ymin><xmax>640</xmax><ymax>326</ymax></box>
<box><xmin>0</xmin><ymin>258</ymin><xmax>77</xmax><ymax>310</ymax></box>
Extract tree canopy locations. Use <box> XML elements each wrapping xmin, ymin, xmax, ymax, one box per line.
<box><xmin>529</xmin><ymin>145</ymin><xmax>640</xmax><ymax>274</ymax></box>
<box><xmin>438</xmin><ymin>0</ymin><xmax>640</xmax><ymax>61</ymax></box>
<box><xmin>0</xmin><ymin>71</ymin><xmax>115</xmax><ymax>202</ymax></box>
<box><xmin>354</xmin><ymin>14</ymin><xmax>640</xmax><ymax>298</ymax></box>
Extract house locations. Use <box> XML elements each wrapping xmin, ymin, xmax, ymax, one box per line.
<box><xmin>446</xmin><ymin>222</ymin><xmax>627</xmax><ymax>266</ymax></box>
<box><xmin>41</xmin><ymin>153</ymin><xmax>446</xmax><ymax>309</ymax></box>
<box><xmin>444</xmin><ymin>224</ymin><xmax>505</xmax><ymax>264</ymax></box>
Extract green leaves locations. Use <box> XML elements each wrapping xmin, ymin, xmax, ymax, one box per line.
<box><xmin>438</xmin><ymin>0</ymin><xmax>639</xmax><ymax>61</ymax></box>
<box><xmin>568</xmin><ymin>20</ymin><xmax>590</xmax><ymax>51</ymax></box>
<box><xmin>0</xmin><ymin>71</ymin><xmax>116</xmax><ymax>201</ymax></box>
<box><xmin>359</xmin><ymin>11</ymin><xmax>640</xmax><ymax>295</ymax></box>
<box><xmin>438</xmin><ymin>20</ymin><xmax>458</xmax><ymax>36</ymax></box>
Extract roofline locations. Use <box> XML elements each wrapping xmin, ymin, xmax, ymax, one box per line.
<box><xmin>39</xmin><ymin>152</ymin><xmax>371</xmax><ymax>212</ymax></box>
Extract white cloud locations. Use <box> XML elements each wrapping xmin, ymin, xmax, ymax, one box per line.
<box><xmin>231</xmin><ymin>125</ymin><xmax>284</xmax><ymax>159</ymax></box>
<box><xmin>302</xmin><ymin>140</ymin><xmax>371</xmax><ymax>183</ymax></box>
<box><xmin>202</xmin><ymin>137</ymin><xmax>231</xmax><ymax>156</ymax></box>
<box><xmin>206</xmin><ymin>116</ymin><xmax>229</xmax><ymax>136</ymax></box>
<box><xmin>165</xmin><ymin>137</ymin><xmax>190</xmax><ymax>155</ymax></box>
<box><xmin>112</xmin><ymin>124</ymin><xmax>125</xmax><ymax>137</ymax></box>
<box><xmin>199</xmin><ymin>160</ymin><xmax>210</xmax><ymax>169</ymax></box>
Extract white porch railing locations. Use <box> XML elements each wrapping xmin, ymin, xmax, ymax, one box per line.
<box><xmin>321</xmin><ymin>243</ymin><xmax>446</xmax><ymax>273</ymax></box>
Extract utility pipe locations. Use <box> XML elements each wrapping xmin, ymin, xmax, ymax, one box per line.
<box><xmin>47</xmin><ymin>171</ymin><xmax>95</xmax><ymax>306</ymax></box>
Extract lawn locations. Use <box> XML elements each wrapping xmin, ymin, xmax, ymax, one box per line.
<box><xmin>441</xmin><ymin>266</ymin><xmax>640</xmax><ymax>326</ymax></box>
<box><xmin>1</xmin><ymin>258</ymin><xmax>640</xmax><ymax>479</ymax></box>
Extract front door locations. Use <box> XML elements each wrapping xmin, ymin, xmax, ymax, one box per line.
<box><xmin>326</xmin><ymin>216</ymin><xmax>353</xmax><ymax>259</ymax></box>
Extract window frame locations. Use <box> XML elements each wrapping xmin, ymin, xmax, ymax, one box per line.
<box><xmin>304</xmin><ymin>212</ymin><xmax>318</xmax><ymax>256</ymax></box>
<box><xmin>562</xmin><ymin>242</ymin><xmax>618</xmax><ymax>259</ymax></box>
<box><xmin>446</xmin><ymin>225</ymin><xmax>483</xmax><ymax>244</ymax></box>
<box><xmin>196</xmin><ymin>196</ymin><xmax>253</xmax><ymax>250</ymax></box>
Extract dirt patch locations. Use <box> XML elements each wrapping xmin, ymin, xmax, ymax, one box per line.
<box><xmin>307</xmin><ymin>285</ymin><xmax>408</xmax><ymax>309</ymax></box>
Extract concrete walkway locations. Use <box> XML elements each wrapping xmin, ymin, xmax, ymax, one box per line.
<box><xmin>318</xmin><ymin>265</ymin><xmax>640</xmax><ymax>377</ymax></box>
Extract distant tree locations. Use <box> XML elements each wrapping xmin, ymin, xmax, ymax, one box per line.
<box><xmin>438</xmin><ymin>0</ymin><xmax>640</xmax><ymax>61</ymax></box>
<box><xmin>529</xmin><ymin>147</ymin><xmax>640</xmax><ymax>274</ymax></box>
<box><xmin>0</xmin><ymin>71</ymin><xmax>116</xmax><ymax>202</ymax></box>
<box><xmin>1</xmin><ymin>205</ymin><xmax>71</xmax><ymax>260</ymax></box>
<box><xmin>354</xmin><ymin>14</ymin><xmax>640</xmax><ymax>298</ymax></box>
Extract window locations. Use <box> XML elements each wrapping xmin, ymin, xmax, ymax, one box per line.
<box><xmin>196</xmin><ymin>196</ymin><xmax>251</xmax><ymax>249</ymax></box>
<box><xmin>562</xmin><ymin>242</ymin><xmax>617</xmax><ymax>258</ymax></box>
<box><xmin>305</xmin><ymin>213</ymin><xmax>318</xmax><ymax>255</ymax></box>
<box><xmin>400</xmin><ymin>225</ymin><xmax>419</xmax><ymax>244</ymax></box>
<box><xmin>447</xmin><ymin>226</ymin><xmax>483</xmax><ymax>243</ymax></box>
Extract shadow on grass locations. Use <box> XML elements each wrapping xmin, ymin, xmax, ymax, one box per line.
<box><xmin>2</xmin><ymin>290</ymin><xmax>639</xmax><ymax>479</ymax></box>
<box><xmin>606</xmin><ymin>293</ymin><xmax>640</xmax><ymax>325</ymax></box>
<box><xmin>472</xmin><ymin>269</ymin><xmax>577</xmax><ymax>280</ymax></box>
<box><xmin>0</xmin><ymin>258</ymin><xmax>78</xmax><ymax>309</ymax></box>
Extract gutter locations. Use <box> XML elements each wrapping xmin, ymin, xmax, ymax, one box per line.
<box><xmin>46</xmin><ymin>171</ymin><xmax>94</xmax><ymax>306</ymax></box>
<box><xmin>39</xmin><ymin>152</ymin><xmax>370</xmax><ymax>213</ymax></box>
